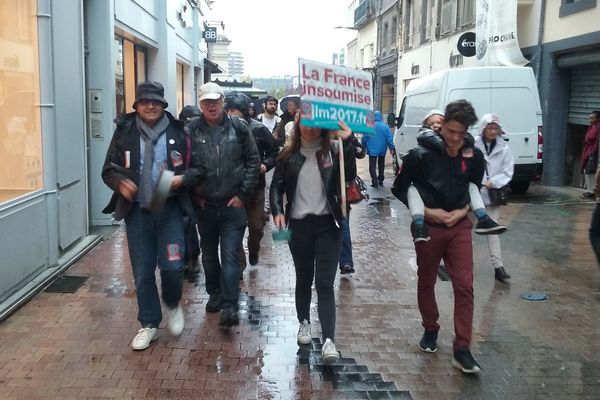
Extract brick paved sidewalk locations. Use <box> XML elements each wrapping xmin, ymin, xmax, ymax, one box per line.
<box><xmin>1</xmin><ymin>161</ymin><xmax>600</xmax><ymax>399</ymax></box>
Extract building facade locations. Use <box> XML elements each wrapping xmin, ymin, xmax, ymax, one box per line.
<box><xmin>0</xmin><ymin>0</ymin><xmax>211</xmax><ymax>318</ymax></box>
<box><xmin>228</xmin><ymin>51</ymin><xmax>245</xmax><ymax>80</ymax></box>
<box><xmin>346</xmin><ymin>0</ymin><xmax>378</xmax><ymax>73</ymax></box>
<box><xmin>209</xmin><ymin>33</ymin><xmax>231</xmax><ymax>80</ymax></box>
<box><xmin>532</xmin><ymin>0</ymin><xmax>600</xmax><ymax>186</ymax></box>
<box><xmin>375</xmin><ymin>0</ymin><xmax>401</xmax><ymax>116</ymax></box>
<box><xmin>394</xmin><ymin>0</ymin><xmax>600</xmax><ymax>186</ymax></box>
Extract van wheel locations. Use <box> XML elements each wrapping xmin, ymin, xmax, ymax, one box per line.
<box><xmin>509</xmin><ymin>181</ymin><xmax>529</xmax><ymax>194</ymax></box>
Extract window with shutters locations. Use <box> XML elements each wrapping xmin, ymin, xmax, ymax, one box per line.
<box><xmin>422</xmin><ymin>0</ymin><xmax>433</xmax><ymax>41</ymax></box>
<box><xmin>459</xmin><ymin>0</ymin><xmax>475</xmax><ymax>26</ymax></box>
<box><xmin>391</xmin><ymin>17</ymin><xmax>397</xmax><ymax>49</ymax></box>
<box><xmin>441</xmin><ymin>0</ymin><xmax>458</xmax><ymax>35</ymax></box>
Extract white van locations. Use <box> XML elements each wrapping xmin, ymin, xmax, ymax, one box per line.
<box><xmin>394</xmin><ymin>66</ymin><xmax>543</xmax><ymax>193</ymax></box>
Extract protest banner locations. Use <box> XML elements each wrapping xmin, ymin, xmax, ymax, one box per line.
<box><xmin>298</xmin><ymin>58</ymin><xmax>375</xmax><ymax>134</ymax></box>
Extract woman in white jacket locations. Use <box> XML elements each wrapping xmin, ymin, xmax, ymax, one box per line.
<box><xmin>474</xmin><ymin>114</ymin><xmax>514</xmax><ymax>283</ymax></box>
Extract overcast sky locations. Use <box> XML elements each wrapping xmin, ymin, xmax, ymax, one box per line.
<box><xmin>208</xmin><ymin>0</ymin><xmax>357</xmax><ymax>77</ymax></box>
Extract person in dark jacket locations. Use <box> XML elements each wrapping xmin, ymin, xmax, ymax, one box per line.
<box><xmin>102</xmin><ymin>81</ymin><xmax>192</xmax><ymax>350</ymax></box>
<box><xmin>581</xmin><ymin>111</ymin><xmax>600</xmax><ymax>198</ymax></box>
<box><xmin>178</xmin><ymin>105</ymin><xmax>202</xmax><ymax>280</ymax></box>
<box><xmin>274</xmin><ymin>96</ymin><xmax>299</xmax><ymax>147</ymax></box>
<box><xmin>339</xmin><ymin>135</ymin><xmax>366</xmax><ymax>275</ymax></box>
<box><xmin>270</xmin><ymin>116</ymin><xmax>355</xmax><ymax>365</ymax></box>
<box><xmin>362</xmin><ymin>111</ymin><xmax>395</xmax><ymax>187</ymax></box>
<box><xmin>187</xmin><ymin>82</ymin><xmax>260</xmax><ymax>327</ymax></box>
<box><xmin>223</xmin><ymin>91</ymin><xmax>279</xmax><ymax>273</ymax></box>
<box><xmin>391</xmin><ymin>99</ymin><xmax>485</xmax><ymax>374</ymax></box>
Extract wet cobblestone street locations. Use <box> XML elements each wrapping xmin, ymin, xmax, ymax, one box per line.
<box><xmin>1</xmin><ymin>160</ymin><xmax>600</xmax><ymax>399</ymax></box>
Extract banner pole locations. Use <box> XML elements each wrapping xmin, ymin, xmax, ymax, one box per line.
<box><xmin>338</xmin><ymin>136</ymin><xmax>347</xmax><ymax>218</ymax></box>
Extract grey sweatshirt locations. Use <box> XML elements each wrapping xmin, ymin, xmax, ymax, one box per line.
<box><xmin>291</xmin><ymin>138</ymin><xmax>330</xmax><ymax>219</ymax></box>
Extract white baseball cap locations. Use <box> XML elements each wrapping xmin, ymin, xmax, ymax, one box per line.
<box><xmin>198</xmin><ymin>82</ymin><xmax>224</xmax><ymax>102</ymax></box>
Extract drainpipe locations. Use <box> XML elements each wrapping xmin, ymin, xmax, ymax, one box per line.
<box><xmin>534</xmin><ymin>0</ymin><xmax>547</xmax><ymax>86</ymax></box>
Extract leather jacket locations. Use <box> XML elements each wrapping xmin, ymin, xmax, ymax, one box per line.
<box><xmin>270</xmin><ymin>138</ymin><xmax>356</xmax><ymax>226</ymax></box>
<box><xmin>392</xmin><ymin>128</ymin><xmax>485</xmax><ymax>212</ymax></box>
<box><xmin>187</xmin><ymin>112</ymin><xmax>260</xmax><ymax>207</ymax></box>
<box><xmin>248</xmin><ymin>118</ymin><xmax>279</xmax><ymax>189</ymax></box>
<box><xmin>101</xmin><ymin>111</ymin><xmax>193</xmax><ymax>220</ymax></box>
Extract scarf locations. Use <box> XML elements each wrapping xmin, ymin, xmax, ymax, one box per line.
<box><xmin>136</xmin><ymin>113</ymin><xmax>170</xmax><ymax>209</ymax></box>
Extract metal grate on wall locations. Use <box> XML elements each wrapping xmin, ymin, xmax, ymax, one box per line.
<box><xmin>568</xmin><ymin>67</ymin><xmax>600</xmax><ymax>125</ymax></box>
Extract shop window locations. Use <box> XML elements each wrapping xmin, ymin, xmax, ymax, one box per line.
<box><xmin>0</xmin><ymin>0</ymin><xmax>43</xmax><ymax>203</ymax></box>
<box><xmin>115</xmin><ymin>37</ymin><xmax>147</xmax><ymax>118</ymax></box>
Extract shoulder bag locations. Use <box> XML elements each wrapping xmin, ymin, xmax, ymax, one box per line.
<box><xmin>346</xmin><ymin>176</ymin><xmax>369</xmax><ymax>204</ymax></box>
<box><xmin>485</xmin><ymin>165</ymin><xmax>509</xmax><ymax>206</ymax></box>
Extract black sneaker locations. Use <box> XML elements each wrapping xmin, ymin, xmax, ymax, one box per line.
<box><xmin>339</xmin><ymin>264</ymin><xmax>355</xmax><ymax>274</ymax></box>
<box><xmin>219</xmin><ymin>307</ymin><xmax>239</xmax><ymax>327</ymax></box>
<box><xmin>474</xmin><ymin>215</ymin><xmax>507</xmax><ymax>235</ymax></box>
<box><xmin>411</xmin><ymin>222</ymin><xmax>431</xmax><ymax>243</ymax></box>
<box><xmin>371</xmin><ymin>182</ymin><xmax>378</xmax><ymax>188</ymax></box>
<box><xmin>249</xmin><ymin>253</ymin><xmax>259</xmax><ymax>266</ymax></box>
<box><xmin>205</xmin><ymin>293</ymin><xmax>221</xmax><ymax>313</ymax></box>
<box><xmin>453</xmin><ymin>347</ymin><xmax>481</xmax><ymax>374</ymax></box>
<box><xmin>419</xmin><ymin>330</ymin><xmax>438</xmax><ymax>353</ymax></box>
<box><xmin>494</xmin><ymin>267</ymin><xmax>511</xmax><ymax>282</ymax></box>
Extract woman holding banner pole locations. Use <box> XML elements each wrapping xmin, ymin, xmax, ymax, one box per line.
<box><xmin>270</xmin><ymin>115</ymin><xmax>356</xmax><ymax>364</ymax></box>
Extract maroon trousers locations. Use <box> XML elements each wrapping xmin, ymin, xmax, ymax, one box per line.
<box><xmin>415</xmin><ymin>217</ymin><xmax>474</xmax><ymax>352</ymax></box>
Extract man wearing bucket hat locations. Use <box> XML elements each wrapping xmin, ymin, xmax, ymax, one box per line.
<box><xmin>102</xmin><ymin>81</ymin><xmax>194</xmax><ymax>350</ymax></box>
<box><xmin>187</xmin><ymin>82</ymin><xmax>260</xmax><ymax>327</ymax></box>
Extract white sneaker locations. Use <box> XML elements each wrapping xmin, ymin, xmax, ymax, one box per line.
<box><xmin>297</xmin><ymin>320</ymin><xmax>311</xmax><ymax>345</ymax></box>
<box><xmin>166</xmin><ymin>305</ymin><xmax>184</xmax><ymax>336</ymax></box>
<box><xmin>131</xmin><ymin>327</ymin><xmax>158</xmax><ymax>350</ymax></box>
<box><xmin>321</xmin><ymin>338</ymin><xmax>340</xmax><ymax>364</ymax></box>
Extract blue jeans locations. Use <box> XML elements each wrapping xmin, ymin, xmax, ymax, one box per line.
<box><xmin>339</xmin><ymin>214</ymin><xmax>354</xmax><ymax>267</ymax></box>
<box><xmin>125</xmin><ymin>199</ymin><xmax>186</xmax><ymax>327</ymax></box>
<box><xmin>197</xmin><ymin>205</ymin><xmax>247</xmax><ymax>311</ymax></box>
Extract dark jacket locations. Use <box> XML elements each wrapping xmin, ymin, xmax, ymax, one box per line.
<box><xmin>248</xmin><ymin>118</ymin><xmax>279</xmax><ymax>189</ymax></box>
<box><xmin>274</xmin><ymin>111</ymin><xmax>295</xmax><ymax>146</ymax></box>
<box><xmin>187</xmin><ymin>112</ymin><xmax>260</xmax><ymax>207</ymax></box>
<box><xmin>101</xmin><ymin>111</ymin><xmax>193</xmax><ymax>220</ymax></box>
<box><xmin>347</xmin><ymin>134</ymin><xmax>366</xmax><ymax>183</ymax></box>
<box><xmin>391</xmin><ymin>127</ymin><xmax>485</xmax><ymax>213</ymax></box>
<box><xmin>270</xmin><ymin>138</ymin><xmax>356</xmax><ymax>226</ymax></box>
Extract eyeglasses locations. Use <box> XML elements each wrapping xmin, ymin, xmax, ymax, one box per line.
<box><xmin>137</xmin><ymin>99</ymin><xmax>164</xmax><ymax>107</ymax></box>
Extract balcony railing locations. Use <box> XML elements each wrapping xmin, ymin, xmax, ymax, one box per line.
<box><xmin>354</xmin><ymin>0</ymin><xmax>373</xmax><ymax>27</ymax></box>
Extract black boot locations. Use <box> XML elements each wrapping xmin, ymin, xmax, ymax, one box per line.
<box><xmin>494</xmin><ymin>267</ymin><xmax>511</xmax><ymax>282</ymax></box>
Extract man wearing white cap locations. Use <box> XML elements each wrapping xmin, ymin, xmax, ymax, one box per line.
<box><xmin>187</xmin><ymin>82</ymin><xmax>260</xmax><ymax>327</ymax></box>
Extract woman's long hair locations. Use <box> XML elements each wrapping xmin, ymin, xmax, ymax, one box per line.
<box><xmin>278</xmin><ymin>119</ymin><xmax>332</xmax><ymax>162</ymax></box>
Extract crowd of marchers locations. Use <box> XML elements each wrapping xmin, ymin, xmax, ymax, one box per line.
<box><xmin>103</xmin><ymin>80</ymin><xmax>600</xmax><ymax>375</ymax></box>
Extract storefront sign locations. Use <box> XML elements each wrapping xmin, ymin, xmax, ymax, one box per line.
<box><xmin>457</xmin><ymin>32</ymin><xmax>476</xmax><ymax>57</ymax></box>
<box><xmin>299</xmin><ymin>58</ymin><xmax>374</xmax><ymax>133</ymax></box>
<box><xmin>203</xmin><ymin>27</ymin><xmax>217</xmax><ymax>43</ymax></box>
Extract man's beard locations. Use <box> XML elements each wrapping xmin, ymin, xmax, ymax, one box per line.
<box><xmin>266</xmin><ymin>107</ymin><xmax>276</xmax><ymax>115</ymax></box>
